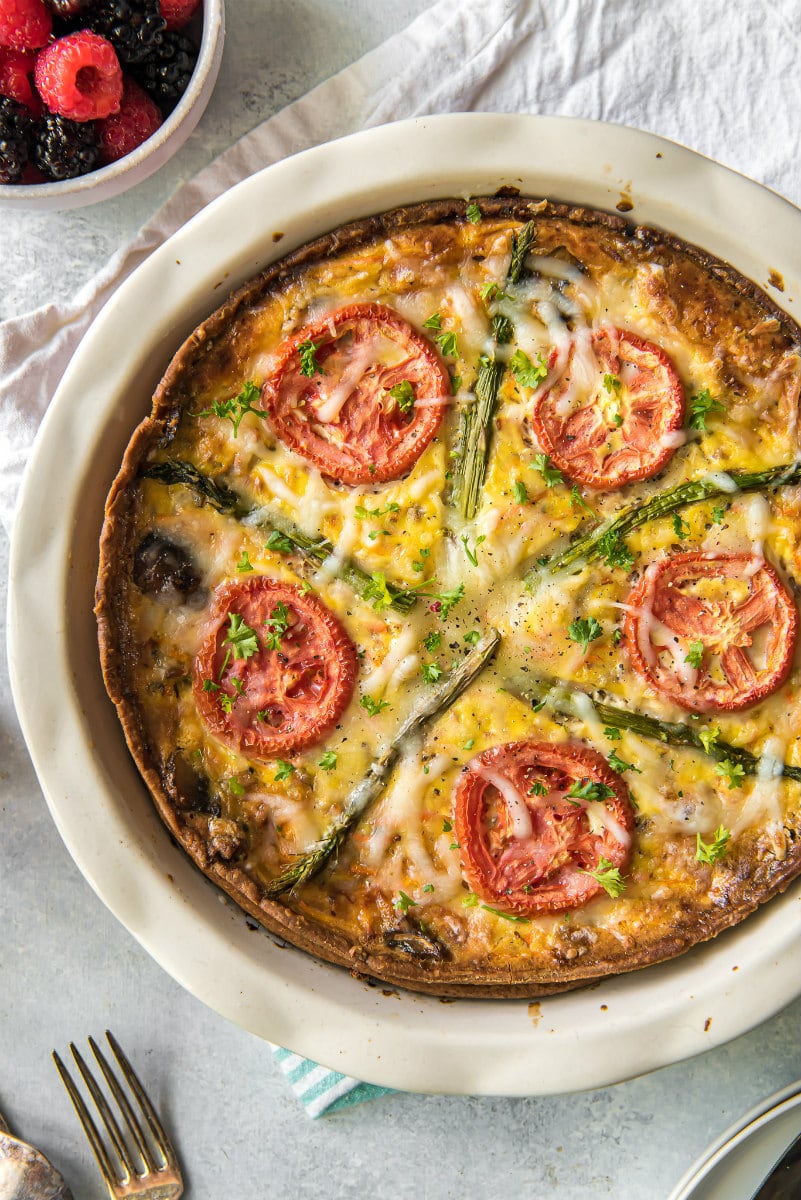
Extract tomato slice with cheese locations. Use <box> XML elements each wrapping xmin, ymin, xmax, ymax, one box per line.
<box><xmin>454</xmin><ymin>742</ymin><xmax>634</xmax><ymax>916</ymax></box>
<box><xmin>193</xmin><ymin>578</ymin><xmax>358</xmax><ymax>758</ymax></box>
<box><xmin>624</xmin><ymin>552</ymin><xmax>797</xmax><ymax>712</ymax></box>
<box><xmin>532</xmin><ymin>326</ymin><xmax>684</xmax><ymax>490</ymax></box>
<box><xmin>261</xmin><ymin>302</ymin><xmax>450</xmax><ymax>485</ymax></box>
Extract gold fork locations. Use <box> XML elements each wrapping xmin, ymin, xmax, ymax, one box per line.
<box><xmin>52</xmin><ymin>1031</ymin><xmax>183</xmax><ymax>1200</ymax></box>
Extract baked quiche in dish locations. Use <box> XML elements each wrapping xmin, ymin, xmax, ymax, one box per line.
<box><xmin>96</xmin><ymin>196</ymin><xmax>801</xmax><ymax>997</ymax></box>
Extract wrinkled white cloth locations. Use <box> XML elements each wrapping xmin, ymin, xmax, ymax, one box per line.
<box><xmin>2</xmin><ymin>0</ymin><xmax>801</xmax><ymax>532</ymax></box>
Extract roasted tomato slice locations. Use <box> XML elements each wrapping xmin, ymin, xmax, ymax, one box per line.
<box><xmin>454</xmin><ymin>742</ymin><xmax>634</xmax><ymax>916</ymax></box>
<box><xmin>532</xmin><ymin>326</ymin><xmax>684</xmax><ymax>490</ymax></box>
<box><xmin>624</xmin><ymin>552</ymin><xmax>797</xmax><ymax>713</ymax></box>
<box><xmin>193</xmin><ymin>578</ymin><xmax>358</xmax><ymax>758</ymax></box>
<box><xmin>261</xmin><ymin>302</ymin><xmax>450</xmax><ymax>485</ymax></box>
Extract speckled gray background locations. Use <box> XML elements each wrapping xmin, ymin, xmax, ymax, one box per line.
<box><xmin>1</xmin><ymin>3</ymin><xmax>800</xmax><ymax>1197</ymax></box>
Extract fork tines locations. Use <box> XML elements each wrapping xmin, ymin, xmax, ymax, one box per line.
<box><xmin>53</xmin><ymin>1031</ymin><xmax>183</xmax><ymax>1199</ymax></box>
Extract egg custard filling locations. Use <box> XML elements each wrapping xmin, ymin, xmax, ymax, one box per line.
<box><xmin>96</xmin><ymin>197</ymin><xmax>801</xmax><ymax>996</ymax></box>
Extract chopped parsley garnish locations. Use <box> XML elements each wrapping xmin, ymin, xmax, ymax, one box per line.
<box><xmin>604</xmin><ymin>726</ymin><xmax>622</xmax><ymax>741</ymax></box>
<box><xmin>565</xmin><ymin>778</ymin><xmax>615</xmax><ymax>803</ymax></box>
<box><xmin>274</xmin><ymin>759</ymin><xmax>295</xmax><ymax>782</ymax></box>
<box><xmin>612</xmin><ymin>627</ymin><xmax>623</xmax><ymax>646</ymax></box>
<box><xmin>227</xmin><ymin>777</ymin><xmax>245</xmax><ymax>796</ymax></box>
<box><xmin>394</xmin><ymin>891</ymin><xmax>417</xmax><ymax>913</ymax></box>
<box><xmin>464</xmin><ymin>629</ymin><xmax>481</xmax><ymax>645</ymax></box>
<box><xmin>462</xmin><ymin>892</ymin><xmax>479</xmax><ymax>907</ymax></box>
<box><xmin>688</xmin><ymin>387</ymin><xmax>725</xmax><ymax>432</ymax></box>
<box><xmin>263</xmin><ymin>602</ymin><xmax>290</xmax><ymax>651</ymax></box>
<box><xmin>716</xmin><ymin>759</ymin><xmax>745</xmax><ymax>789</ymax></box>
<box><xmin>363</xmin><ymin>571</ymin><xmax>394</xmax><ymax>612</ymax></box>
<box><xmin>423</xmin><ymin>312</ymin><xmax>442</xmax><ymax>330</ymax></box>
<box><xmin>480</xmin><ymin>905</ymin><xmax>529</xmax><ymax>923</ymax></box>
<box><xmin>465</xmin><ymin>202</ymin><xmax>482</xmax><ymax>223</ymax></box>
<box><xmin>597</xmin><ymin>528</ymin><xmax>636</xmax><ymax>571</ymax></box>
<box><xmin>421</xmin><ymin>662</ymin><xmax>444</xmax><ymax>684</ymax></box>
<box><xmin>607</xmin><ymin>752</ymin><xmax>641</xmax><ymax>775</ymax></box>
<box><xmin>512</xmin><ymin>479</ymin><xmax>528</xmax><ymax>504</ymax></box>
<box><xmin>480</xmin><ymin>281</ymin><xmax>501</xmax><ymax>302</ymax></box>
<box><xmin>510</xmin><ymin>348</ymin><xmax>548</xmax><ymax>389</ymax></box>
<box><xmin>578</xmin><ymin>857</ymin><xmax>626</xmax><ymax>897</ymax></box>
<box><xmin>360</xmin><ymin>693</ymin><xmax>390</xmax><ymax>717</ymax></box>
<box><xmin>442</xmin><ymin>818</ymin><xmax>453</xmax><ymax>832</ymax></box>
<box><xmin>529</xmin><ymin>781</ymin><xmax>548</xmax><ymax>797</ymax></box>
<box><xmin>265</xmin><ymin>529</ymin><xmax>295</xmax><ymax>555</ymax></box>
<box><xmin>412</xmin><ymin>547</ymin><xmax>431</xmax><ymax>572</ymax></box>
<box><xmin>531</xmin><ymin>453</ymin><xmax>563</xmax><ymax>488</ymax></box>
<box><xmin>698</xmin><ymin>725</ymin><xmax>721</xmax><ymax>754</ymax></box>
<box><xmin>424</xmin><ymin>631</ymin><xmax>441</xmax><ymax>652</ymax></box>
<box><xmin>460</xmin><ymin>533</ymin><xmax>485</xmax><ymax>566</ymax></box>
<box><xmin>611</xmin><ymin>410</ymin><xmax>624</xmax><ymax>427</ymax></box>
<box><xmin>422</xmin><ymin>883</ymin><xmax>435</xmax><ymax>894</ymax></box>
<box><xmin>318</xmin><ymin>751</ymin><xmax>338</xmax><ymax>771</ymax></box>
<box><xmin>298</xmin><ymin>338</ymin><xmax>325</xmax><ymax>377</ymax></box>
<box><xmin>236</xmin><ymin>549</ymin><xmax>254</xmax><ymax>573</ymax></box>
<box><xmin>603</xmin><ymin>373</ymin><xmax>622</xmax><ymax>395</ymax></box>
<box><xmin>695</xmin><ymin>825</ymin><xmax>731</xmax><ymax>864</ymax></box>
<box><xmin>712</xmin><ymin>505</ymin><xmax>726</xmax><ymax>524</ymax></box>
<box><xmin>464</xmin><ymin>738</ymin><xmax>475</xmax><ymax>750</ymax></box>
<box><xmin>355</xmin><ymin>501</ymin><xmax>400</xmax><ymax>520</ymax></box>
<box><xmin>450</xmin><ymin>373</ymin><xmax>462</xmax><ymax>395</ymax></box>
<box><xmin>219</xmin><ymin>693</ymin><xmax>235</xmax><ymax>714</ymax></box>
<box><xmin>567</xmin><ymin>616</ymin><xmax>603</xmax><ymax>653</ymax></box>
<box><xmin>684</xmin><ymin>640</ymin><xmax>705</xmax><ymax>668</ymax></box>
<box><xmin>420</xmin><ymin>583</ymin><xmax>465</xmax><ymax>618</ymax></box>
<box><xmin>388</xmin><ymin>379</ymin><xmax>415</xmax><ymax>413</ymax></box>
<box><xmin>197</xmin><ymin>380</ymin><xmax>266</xmax><ymax>438</ymax></box>
<box><xmin>202</xmin><ymin>679</ymin><xmax>219</xmax><ymax>693</ymax></box>
<box><xmin>570</xmin><ymin>485</ymin><xmax>595</xmax><ymax>517</ymax></box>
<box><xmin>224</xmin><ymin>612</ymin><xmax>259</xmax><ymax>661</ymax></box>
<box><xmin>435</xmin><ymin>331</ymin><xmax>459</xmax><ymax>358</ymax></box>
<box><xmin>672</xmin><ymin>512</ymin><xmax>690</xmax><ymax>540</ymax></box>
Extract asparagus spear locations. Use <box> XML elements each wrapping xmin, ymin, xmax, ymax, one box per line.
<box><xmin>517</xmin><ymin>675</ymin><xmax>801</xmax><ymax>782</ymax></box>
<box><xmin>452</xmin><ymin>221</ymin><xmax>536</xmax><ymax>520</ymax></box>
<box><xmin>264</xmin><ymin>627</ymin><xmax>502</xmax><ymax>896</ymax></box>
<box><xmin>142</xmin><ymin>459</ymin><xmax>419</xmax><ymax>615</ymax></box>
<box><xmin>532</xmin><ymin>461</ymin><xmax>801</xmax><ymax>578</ymax></box>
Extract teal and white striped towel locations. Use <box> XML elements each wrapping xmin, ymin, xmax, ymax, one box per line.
<box><xmin>270</xmin><ymin>1046</ymin><xmax>393</xmax><ymax>1118</ymax></box>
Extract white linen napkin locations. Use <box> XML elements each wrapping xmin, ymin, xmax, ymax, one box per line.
<box><xmin>2</xmin><ymin>0</ymin><xmax>801</xmax><ymax>1115</ymax></box>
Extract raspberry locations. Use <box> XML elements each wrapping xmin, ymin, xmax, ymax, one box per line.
<box><xmin>158</xmin><ymin>0</ymin><xmax>199</xmax><ymax>31</ymax></box>
<box><xmin>33</xmin><ymin>110</ymin><xmax>99</xmax><ymax>178</ymax></box>
<box><xmin>0</xmin><ymin>93</ymin><xmax>33</xmax><ymax>181</ymax></box>
<box><xmin>34</xmin><ymin>30</ymin><xmax>123</xmax><ymax>120</ymax></box>
<box><xmin>0</xmin><ymin>0</ymin><xmax>52</xmax><ymax>50</ymax></box>
<box><xmin>0</xmin><ymin>46</ymin><xmax>41</xmax><ymax>111</ymax></box>
<box><xmin>97</xmin><ymin>75</ymin><xmax>161</xmax><ymax>162</ymax></box>
<box><xmin>133</xmin><ymin>28</ymin><xmax>194</xmax><ymax>106</ymax></box>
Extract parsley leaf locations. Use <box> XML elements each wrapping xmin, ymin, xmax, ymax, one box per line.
<box><xmin>684</xmin><ymin>640</ymin><xmax>705</xmax><ymax>668</ymax></box>
<box><xmin>462</xmin><ymin>892</ymin><xmax>479</xmax><ymax>907</ymax></box>
<box><xmin>460</xmin><ymin>533</ymin><xmax>485</xmax><ymax>566</ymax></box>
<box><xmin>464</xmin><ymin>629</ymin><xmax>481</xmax><ymax>645</ymax></box>
<box><xmin>465</xmin><ymin>201</ymin><xmax>482</xmax><ymax>223</ymax></box>
<box><xmin>442</xmin><ymin>819</ymin><xmax>453</xmax><ymax>832</ymax></box>
<box><xmin>265</xmin><ymin>529</ymin><xmax>295</xmax><ymax>555</ymax></box>
<box><xmin>424</xmin><ymin>631</ymin><xmax>442</xmax><ymax>652</ymax></box>
<box><xmin>318</xmin><ymin>750</ymin><xmax>338</xmax><ymax>771</ymax></box>
<box><xmin>607</xmin><ymin>751</ymin><xmax>641</xmax><ymax>775</ymax></box>
<box><xmin>236</xmin><ymin>549</ymin><xmax>254</xmax><ymax>573</ymax></box>
<box><xmin>597</xmin><ymin>528</ymin><xmax>636</xmax><ymax>571</ymax></box>
<box><xmin>512</xmin><ymin>479</ymin><xmax>528</xmax><ymax>504</ymax></box>
<box><xmin>566</xmin><ymin>778</ymin><xmax>616</xmax><ymax>803</ymax></box>
<box><xmin>603</xmin><ymin>373</ymin><xmax>622</xmax><ymax>395</ymax></box>
<box><xmin>274</xmin><ymin>759</ymin><xmax>295</xmax><ymax>782</ymax></box>
<box><xmin>531</xmin><ymin>453</ymin><xmax>564</xmax><ymax>488</ymax></box>
<box><xmin>388</xmin><ymin>379</ymin><xmax>415</xmax><ymax>414</ymax></box>
<box><xmin>360</xmin><ymin>693</ymin><xmax>390</xmax><ymax>717</ymax></box>
<box><xmin>529</xmin><ymin>781</ymin><xmax>548</xmax><ymax>797</ymax></box>
<box><xmin>227</xmin><ymin>777</ymin><xmax>245</xmax><ymax>796</ymax></box>
<box><xmin>578</xmin><ymin>857</ymin><xmax>627</xmax><ymax>897</ymax></box>
<box><xmin>263</xmin><ymin>602</ymin><xmax>290</xmax><ymax>651</ymax></box>
<box><xmin>567</xmin><ymin>616</ymin><xmax>603</xmax><ymax>653</ymax></box>
<box><xmin>423</xmin><ymin>312</ymin><xmax>442</xmax><ymax>330</ymax></box>
<box><xmin>394</xmin><ymin>891</ymin><xmax>417</xmax><ymax>913</ymax></box>
<box><xmin>698</xmin><ymin>725</ymin><xmax>721</xmax><ymax>754</ymax></box>
<box><xmin>673</xmin><ymin>512</ymin><xmax>690</xmax><ymax>539</ymax></box>
<box><xmin>197</xmin><ymin>380</ymin><xmax>265</xmax><ymax>438</ymax></box>
<box><xmin>716</xmin><ymin>759</ymin><xmax>745</xmax><ymax>789</ymax></box>
<box><xmin>570</xmin><ymin>485</ymin><xmax>595</xmax><ymax>517</ymax></box>
<box><xmin>363</xmin><ymin>571</ymin><xmax>394</xmax><ymax>612</ymax></box>
<box><xmin>450</xmin><ymin>373</ymin><xmax>462</xmax><ymax>395</ymax></box>
<box><xmin>355</xmin><ymin>502</ymin><xmax>400</xmax><ymax>520</ymax></box>
<box><xmin>224</xmin><ymin>613</ymin><xmax>259</xmax><ymax>661</ymax></box>
<box><xmin>435</xmin><ymin>331</ymin><xmax>459</xmax><ymax>358</ymax></box>
<box><xmin>712</xmin><ymin>505</ymin><xmax>726</xmax><ymax>524</ymax></box>
<box><xmin>688</xmin><ymin>387</ymin><xmax>725</xmax><ymax>432</ymax></box>
<box><xmin>298</xmin><ymin>338</ymin><xmax>325</xmax><ymax>377</ymax></box>
<box><xmin>696</xmin><ymin>824</ymin><xmax>731</xmax><ymax>864</ymax></box>
<box><xmin>604</xmin><ymin>726</ymin><xmax>622</xmax><ymax>741</ymax></box>
<box><xmin>420</xmin><ymin>583</ymin><xmax>465</xmax><ymax>618</ymax></box>
<box><xmin>510</xmin><ymin>348</ymin><xmax>548</xmax><ymax>389</ymax></box>
<box><xmin>480</xmin><ymin>905</ymin><xmax>530</xmax><ymax>923</ymax></box>
<box><xmin>422</xmin><ymin>661</ymin><xmax>443</xmax><ymax>683</ymax></box>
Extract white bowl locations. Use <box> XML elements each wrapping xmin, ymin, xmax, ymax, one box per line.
<box><xmin>8</xmin><ymin>114</ymin><xmax>801</xmax><ymax>1095</ymax></box>
<box><xmin>0</xmin><ymin>0</ymin><xmax>224</xmax><ymax>211</ymax></box>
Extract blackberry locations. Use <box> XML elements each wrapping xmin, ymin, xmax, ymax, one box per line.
<box><xmin>0</xmin><ymin>97</ymin><xmax>33</xmax><ymax>184</ymax></box>
<box><xmin>87</xmin><ymin>0</ymin><xmax>166</xmax><ymax>65</ymax></box>
<box><xmin>46</xmin><ymin>0</ymin><xmax>95</xmax><ymax>17</ymax></box>
<box><xmin>34</xmin><ymin>112</ymin><xmax>100</xmax><ymax>180</ymax></box>
<box><xmin>134</xmin><ymin>30</ymin><xmax>195</xmax><ymax>106</ymax></box>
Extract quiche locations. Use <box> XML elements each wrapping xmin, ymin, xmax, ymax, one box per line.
<box><xmin>96</xmin><ymin>196</ymin><xmax>801</xmax><ymax>997</ymax></box>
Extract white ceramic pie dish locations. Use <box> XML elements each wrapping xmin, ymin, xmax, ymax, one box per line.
<box><xmin>7</xmin><ymin>113</ymin><xmax>801</xmax><ymax>1095</ymax></box>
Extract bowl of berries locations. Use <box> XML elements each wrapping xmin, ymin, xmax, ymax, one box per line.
<box><xmin>0</xmin><ymin>0</ymin><xmax>224</xmax><ymax>209</ymax></box>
